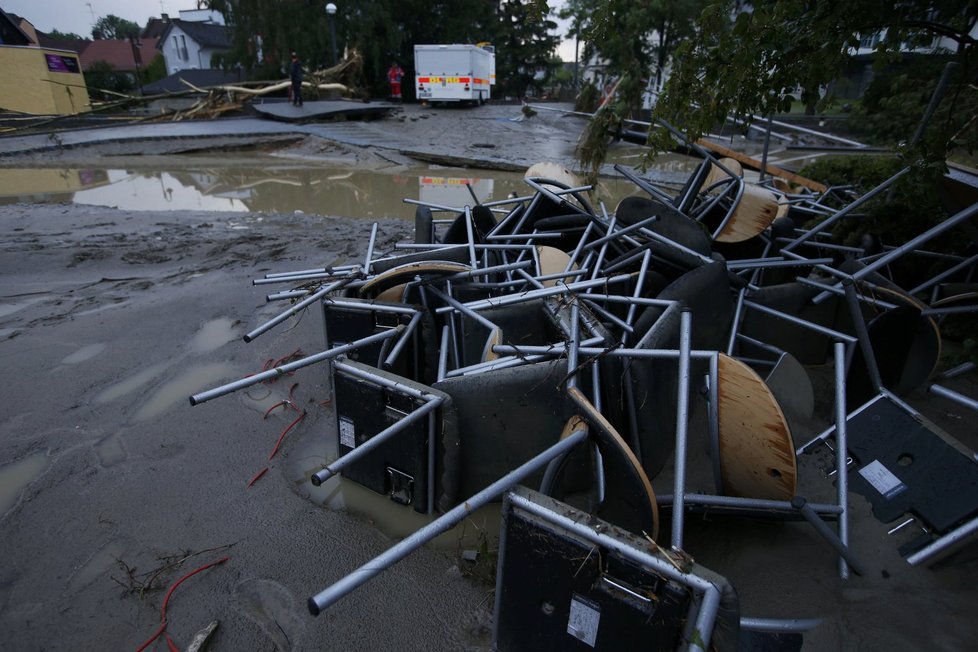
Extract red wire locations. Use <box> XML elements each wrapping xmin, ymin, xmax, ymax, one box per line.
<box><xmin>268</xmin><ymin>410</ymin><xmax>306</xmax><ymax>460</ymax></box>
<box><xmin>134</xmin><ymin>556</ymin><xmax>230</xmax><ymax>652</ymax></box>
<box><xmin>247</xmin><ymin>467</ymin><xmax>269</xmax><ymax>487</ymax></box>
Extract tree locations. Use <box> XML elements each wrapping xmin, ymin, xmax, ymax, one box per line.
<box><xmin>204</xmin><ymin>0</ymin><xmax>554</xmax><ymax>101</ymax></box>
<box><xmin>492</xmin><ymin>0</ymin><xmax>560</xmax><ymax>99</ymax></box>
<box><xmin>575</xmin><ymin>1</ymin><xmax>977</xmax><ymax>177</ymax></box>
<box><xmin>646</xmin><ymin>1</ymin><xmax>977</xmax><ymax>167</ymax></box>
<box><xmin>91</xmin><ymin>15</ymin><xmax>141</xmax><ymax>40</ymax></box>
<box><xmin>46</xmin><ymin>29</ymin><xmax>86</xmax><ymax>41</ymax></box>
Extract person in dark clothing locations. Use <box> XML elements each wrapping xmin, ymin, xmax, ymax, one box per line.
<box><xmin>290</xmin><ymin>52</ymin><xmax>304</xmax><ymax>107</ymax></box>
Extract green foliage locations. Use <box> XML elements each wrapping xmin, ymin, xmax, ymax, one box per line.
<box><xmin>205</xmin><ymin>0</ymin><xmax>558</xmax><ymax>100</ymax></box>
<box><xmin>853</xmin><ymin>55</ymin><xmax>978</xmax><ymax>161</ymax></box>
<box><xmin>575</xmin><ymin>81</ymin><xmax>599</xmax><ymax>113</ymax></box>
<box><xmin>140</xmin><ymin>53</ymin><xmax>167</xmax><ymax>86</ymax></box>
<box><xmin>91</xmin><ymin>15</ymin><xmax>140</xmax><ymax>40</ymax></box>
<box><xmin>643</xmin><ymin>1</ymin><xmax>978</xmax><ymax>167</ymax></box>
<box><xmin>493</xmin><ymin>0</ymin><xmax>560</xmax><ymax>98</ymax></box>
<box><xmin>84</xmin><ymin>61</ymin><xmax>136</xmax><ymax>98</ymax></box>
<box><xmin>796</xmin><ymin>154</ymin><xmax>967</xmax><ymax>287</ymax></box>
<box><xmin>46</xmin><ymin>29</ymin><xmax>85</xmax><ymax>41</ymax></box>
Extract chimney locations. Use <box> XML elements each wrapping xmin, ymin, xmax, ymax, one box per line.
<box><xmin>161</xmin><ymin>13</ymin><xmax>169</xmax><ymax>21</ymax></box>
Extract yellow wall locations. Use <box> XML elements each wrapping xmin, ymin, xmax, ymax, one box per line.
<box><xmin>0</xmin><ymin>46</ymin><xmax>91</xmax><ymax>115</ymax></box>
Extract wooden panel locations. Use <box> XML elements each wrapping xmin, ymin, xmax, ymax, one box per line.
<box><xmin>715</xmin><ymin>183</ymin><xmax>780</xmax><ymax>243</ymax></box>
<box><xmin>695</xmin><ymin>139</ymin><xmax>828</xmax><ymax>192</ymax></box>
<box><xmin>358</xmin><ymin>261</ymin><xmax>471</xmax><ymax>298</ymax></box>
<box><xmin>717</xmin><ymin>353</ymin><xmax>797</xmax><ymax>500</ymax></box>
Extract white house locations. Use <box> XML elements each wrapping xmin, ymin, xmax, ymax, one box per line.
<box><xmin>157</xmin><ymin>19</ymin><xmax>230</xmax><ymax>74</ymax></box>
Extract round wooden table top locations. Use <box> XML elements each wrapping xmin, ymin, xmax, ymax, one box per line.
<box><xmin>716</xmin><ymin>353</ymin><xmax>798</xmax><ymax>500</ymax></box>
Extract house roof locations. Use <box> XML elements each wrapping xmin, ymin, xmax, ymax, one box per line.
<box><xmin>0</xmin><ymin>10</ymin><xmax>33</xmax><ymax>45</ymax></box>
<box><xmin>141</xmin><ymin>17</ymin><xmax>169</xmax><ymax>39</ymax></box>
<box><xmin>80</xmin><ymin>37</ymin><xmax>160</xmax><ymax>71</ymax></box>
<box><xmin>141</xmin><ymin>67</ymin><xmax>245</xmax><ymax>94</ymax></box>
<box><xmin>158</xmin><ymin>19</ymin><xmax>230</xmax><ymax>50</ymax></box>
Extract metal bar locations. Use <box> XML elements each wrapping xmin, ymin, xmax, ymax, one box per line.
<box><xmin>437</xmin><ymin>325</ymin><xmax>450</xmax><ymax>382</ymax></box>
<box><xmin>708</xmin><ymin>353</ymin><xmax>722</xmax><ymax>492</ymax></box>
<box><xmin>364</xmin><ymin>223</ymin><xmax>379</xmax><ymax>273</ymax></box>
<box><xmin>324</xmin><ymin>299</ymin><xmax>419</xmax><ymax>316</ymax></box>
<box><xmin>436</xmin><ymin>274</ymin><xmax>635</xmax><ymax>313</ymax></box>
<box><xmin>726</xmin><ymin>288</ymin><xmax>746</xmax><ymax>356</ymax></box>
<box><xmin>908</xmin><ymin>251</ymin><xmax>978</xmax><ymax>296</ymax></box>
<box><xmin>383</xmin><ymin>310</ymin><xmax>422</xmax><ymax>368</ymax></box>
<box><xmin>843</xmin><ymin>279</ymin><xmax>884</xmax><ymax>393</ymax></box>
<box><xmin>814</xmin><ymin>200</ymin><xmax>978</xmax><ymax>302</ymax></box>
<box><xmin>791</xmin><ymin>496</ymin><xmax>865</xmax><ymax>575</ymax></box>
<box><xmin>833</xmin><ymin>341</ymin><xmax>852</xmax><ymax>579</ymax></box>
<box><xmin>782</xmin><ymin>167</ymin><xmax>911</xmax><ymax>253</ymax></box>
<box><xmin>657</xmin><ymin>493</ymin><xmax>842</xmax><ymax>515</ymax></box>
<box><xmin>740</xmin><ymin>617</ymin><xmax>824</xmax><ymax>633</ymax></box>
<box><xmin>928</xmin><ymin>383</ymin><xmax>978</xmax><ymax>413</ymax></box>
<box><xmin>463</xmin><ymin>206</ymin><xmax>479</xmax><ymax>270</ymax></box>
<box><xmin>907</xmin><ymin>514</ymin><xmax>978</xmax><ymax>566</ymax></box>
<box><xmin>742</xmin><ymin>300</ymin><xmax>857</xmax><ymax>343</ymax></box>
<box><xmin>244</xmin><ymin>270</ymin><xmax>361</xmax><ymax>343</ymax></box>
<box><xmin>726</xmin><ymin>257</ymin><xmax>834</xmax><ymax>270</ymax></box>
<box><xmin>612</xmin><ymin>164</ymin><xmax>676</xmax><ymax>204</ymax></box>
<box><xmin>307</xmin><ymin>427</ymin><xmax>590</xmax><ymax>616</ymax></box>
<box><xmin>759</xmin><ymin>113</ymin><xmax>774</xmax><ymax>180</ymax></box>
<box><xmin>190</xmin><ymin>327</ymin><xmax>402</xmax><ymax>405</ymax></box>
<box><xmin>310</xmin><ymin>396</ymin><xmax>444</xmax><ymax>486</ymax></box>
<box><xmin>507</xmin><ymin>493</ymin><xmax>722</xmax><ymax>652</ymax></box>
<box><xmin>671</xmin><ymin>309</ymin><xmax>693</xmax><ymax>550</ymax></box>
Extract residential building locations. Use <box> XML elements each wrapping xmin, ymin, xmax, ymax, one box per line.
<box><xmin>157</xmin><ymin>19</ymin><xmax>230</xmax><ymax>74</ymax></box>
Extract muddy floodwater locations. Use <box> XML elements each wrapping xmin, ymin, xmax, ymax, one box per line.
<box><xmin>0</xmin><ymin>149</ymin><xmax>701</xmax><ymax>219</ymax></box>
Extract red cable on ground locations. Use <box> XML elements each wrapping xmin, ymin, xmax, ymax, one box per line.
<box><xmin>134</xmin><ymin>556</ymin><xmax>230</xmax><ymax>652</ymax></box>
<box><xmin>268</xmin><ymin>410</ymin><xmax>306</xmax><ymax>460</ymax></box>
<box><xmin>247</xmin><ymin>467</ymin><xmax>269</xmax><ymax>487</ymax></box>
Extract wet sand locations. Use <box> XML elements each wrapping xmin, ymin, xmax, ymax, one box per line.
<box><xmin>1</xmin><ymin>108</ymin><xmax>977</xmax><ymax>651</ymax></box>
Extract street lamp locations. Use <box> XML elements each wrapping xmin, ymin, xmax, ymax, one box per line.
<box><xmin>325</xmin><ymin>3</ymin><xmax>338</xmax><ymax>66</ymax></box>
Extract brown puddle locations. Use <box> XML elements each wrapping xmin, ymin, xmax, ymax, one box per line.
<box><xmin>0</xmin><ymin>157</ymin><xmax>694</xmax><ymax>218</ymax></box>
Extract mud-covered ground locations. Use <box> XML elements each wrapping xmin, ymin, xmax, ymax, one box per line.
<box><xmin>1</xmin><ymin>107</ymin><xmax>977</xmax><ymax>651</ymax></box>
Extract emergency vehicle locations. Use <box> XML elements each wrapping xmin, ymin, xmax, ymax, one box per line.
<box><xmin>414</xmin><ymin>44</ymin><xmax>495</xmax><ymax>105</ymax></box>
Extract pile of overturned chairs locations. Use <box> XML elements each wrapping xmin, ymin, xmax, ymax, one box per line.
<box><xmin>193</xmin><ymin>154</ymin><xmax>978</xmax><ymax>651</ymax></box>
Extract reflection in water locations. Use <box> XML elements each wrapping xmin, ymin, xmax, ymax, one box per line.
<box><xmin>0</xmin><ymin>157</ymin><xmax>697</xmax><ymax>219</ymax></box>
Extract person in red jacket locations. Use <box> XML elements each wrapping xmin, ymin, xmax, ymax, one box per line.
<box><xmin>387</xmin><ymin>61</ymin><xmax>405</xmax><ymax>102</ymax></box>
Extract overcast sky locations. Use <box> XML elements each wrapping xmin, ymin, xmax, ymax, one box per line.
<box><xmin>4</xmin><ymin>0</ymin><xmax>577</xmax><ymax>60</ymax></box>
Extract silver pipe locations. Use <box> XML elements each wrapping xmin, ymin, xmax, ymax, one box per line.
<box><xmin>671</xmin><ymin>309</ymin><xmax>693</xmax><ymax>550</ymax></box>
<box><xmin>436</xmin><ymin>274</ymin><xmax>635</xmax><ymax>314</ymax></box>
<box><xmin>782</xmin><ymin>167</ymin><xmax>910</xmax><ymax>253</ymax></box>
<box><xmin>928</xmin><ymin>383</ymin><xmax>978</xmax><ymax>412</ymax></box>
<box><xmin>324</xmin><ymin>299</ymin><xmax>418</xmax><ymax>316</ymax></box>
<box><xmin>813</xmin><ymin>200</ymin><xmax>978</xmax><ymax>303</ymax></box>
<box><xmin>310</xmin><ymin>396</ymin><xmax>444</xmax><ymax>486</ymax></box>
<box><xmin>244</xmin><ymin>270</ymin><xmax>361</xmax><ymax>343</ymax></box>
<box><xmin>740</xmin><ymin>617</ymin><xmax>824</xmax><ymax>633</ymax></box>
<box><xmin>908</xmin><ymin>252</ymin><xmax>978</xmax><ymax>296</ymax></box>
<box><xmin>843</xmin><ymin>280</ymin><xmax>884</xmax><ymax>393</ymax></box>
<box><xmin>383</xmin><ymin>310</ymin><xmax>422</xmax><ymax>368</ymax></box>
<box><xmin>307</xmin><ymin>428</ymin><xmax>590</xmax><ymax>615</ymax></box>
<box><xmin>657</xmin><ymin>493</ymin><xmax>841</xmax><ymax>514</ymax></box>
<box><xmin>437</xmin><ymin>325</ymin><xmax>450</xmax><ymax>382</ymax></box>
<box><xmin>708</xmin><ymin>353</ymin><xmax>722</xmax><ymax>492</ymax></box>
<box><xmin>833</xmin><ymin>341</ymin><xmax>851</xmax><ymax>579</ymax></box>
<box><xmin>907</xmin><ymin>514</ymin><xmax>978</xmax><ymax>566</ymax></box>
<box><xmin>742</xmin><ymin>300</ymin><xmax>856</xmax><ymax>344</ymax></box>
<box><xmin>463</xmin><ymin>206</ymin><xmax>478</xmax><ymax>270</ymax></box>
<box><xmin>364</xmin><ymin>223</ymin><xmax>379</xmax><ymax>273</ymax></box>
<box><xmin>190</xmin><ymin>327</ymin><xmax>402</xmax><ymax>405</ymax></box>
<box><xmin>726</xmin><ymin>288</ymin><xmax>746</xmax><ymax>356</ymax></box>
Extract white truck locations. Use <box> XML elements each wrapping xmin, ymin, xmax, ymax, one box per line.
<box><xmin>414</xmin><ymin>44</ymin><xmax>495</xmax><ymax>105</ymax></box>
